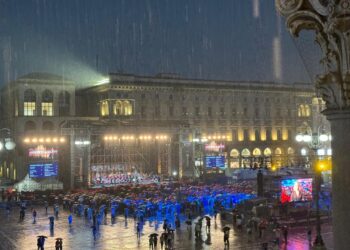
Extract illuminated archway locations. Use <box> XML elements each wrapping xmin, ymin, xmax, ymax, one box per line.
<box><xmin>264</xmin><ymin>148</ymin><xmax>272</xmax><ymax>156</ymax></box>
<box><xmin>241</xmin><ymin>148</ymin><xmax>251</xmax><ymax>157</ymax></box>
<box><xmin>275</xmin><ymin>147</ymin><xmax>282</xmax><ymax>155</ymax></box>
<box><xmin>230</xmin><ymin>149</ymin><xmax>239</xmax><ymax>157</ymax></box>
<box><xmin>252</xmin><ymin>148</ymin><xmax>261</xmax><ymax>156</ymax></box>
<box><xmin>287</xmin><ymin>147</ymin><xmax>295</xmax><ymax>155</ymax></box>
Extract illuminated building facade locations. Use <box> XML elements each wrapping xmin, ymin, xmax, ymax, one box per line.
<box><xmin>0</xmin><ymin>72</ymin><xmax>329</xmax><ymax>188</ymax></box>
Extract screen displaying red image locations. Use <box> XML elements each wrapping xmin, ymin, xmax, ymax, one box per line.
<box><xmin>280</xmin><ymin>178</ymin><xmax>313</xmax><ymax>203</ymax></box>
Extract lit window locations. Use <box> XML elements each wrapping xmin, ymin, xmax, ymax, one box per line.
<box><xmin>42</xmin><ymin>102</ymin><xmax>53</xmax><ymax>116</ymax></box>
<box><xmin>100</xmin><ymin>100</ymin><xmax>109</xmax><ymax>116</ymax></box>
<box><xmin>298</xmin><ymin>104</ymin><xmax>311</xmax><ymax>117</ymax></box>
<box><xmin>24</xmin><ymin>102</ymin><xmax>36</xmax><ymax>116</ymax></box>
<box><xmin>112</xmin><ymin>99</ymin><xmax>133</xmax><ymax>116</ymax></box>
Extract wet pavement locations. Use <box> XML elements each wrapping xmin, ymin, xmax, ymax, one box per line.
<box><xmin>0</xmin><ymin>205</ymin><xmax>333</xmax><ymax>250</ymax></box>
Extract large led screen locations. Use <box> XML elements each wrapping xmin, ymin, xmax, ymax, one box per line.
<box><xmin>29</xmin><ymin>162</ymin><xmax>58</xmax><ymax>178</ymax></box>
<box><xmin>205</xmin><ymin>156</ymin><xmax>225</xmax><ymax>168</ymax></box>
<box><xmin>280</xmin><ymin>178</ymin><xmax>313</xmax><ymax>203</ymax></box>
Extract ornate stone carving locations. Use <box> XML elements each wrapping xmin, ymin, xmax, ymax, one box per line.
<box><xmin>276</xmin><ymin>0</ymin><xmax>350</xmax><ymax>110</ymax></box>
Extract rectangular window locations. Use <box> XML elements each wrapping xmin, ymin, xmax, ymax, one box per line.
<box><xmin>100</xmin><ymin>100</ymin><xmax>109</xmax><ymax>116</ymax></box>
<box><xmin>42</xmin><ymin>102</ymin><xmax>53</xmax><ymax>116</ymax></box>
<box><xmin>231</xmin><ymin>108</ymin><xmax>236</xmax><ymax>117</ymax></box>
<box><xmin>255</xmin><ymin>108</ymin><xmax>259</xmax><ymax>117</ymax></box>
<box><xmin>208</xmin><ymin>107</ymin><xmax>212</xmax><ymax>117</ymax></box>
<box><xmin>195</xmin><ymin>107</ymin><xmax>200</xmax><ymax>117</ymax></box>
<box><xmin>276</xmin><ymin>108</ymin><xmax>281</xmax><ymax>118</ymax></box>
<box><xmin>141</xmin><ymin>106</ymin><xmax>146</xmax><ymax>118</ymax></box>
<box><xmin>24</xmin><ymin>102</ymin><xmax>36</xmax><ymax>116</ymax></box>
<box><xmin>169</xmin><ymin>106</ymin><xmax>174</xmax><ymax>117</ymax></box>
<box><xmin>243</xmin><ymin>107</ymin><xmax>248</xmax><ymax>117</ymax></box>
<box><xmin>182</xmin><ymin>107</ymin><xmax>187</xmax><ymax>116</ymax></box>
<box><xmin>155</xmin><ymin>106</ymin><xmax>160</xmax><ymax>118</ymax></box>
<box><xmin>220</xmin><ymin>107</ymin><xmax>225</xmax><ymax>117</ymax></box>
<box><xmin>243</xmin><ymin>129</ymin><xmax>249</xmax><ymax>141</ymax></box>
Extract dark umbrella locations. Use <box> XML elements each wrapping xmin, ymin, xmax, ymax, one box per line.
<box><xmin>223</xmin><ymin>226</ymin><xmax>231</xmax><ymax>231</ymax></box>
<box><xmin>55</xmin><ymin>238</ymin><xmax>62</xmax><ymax>240</ymax></box>
<box><xmin>37</xmin><ymin>235</ymin><xmax>48</xmax><ymax>238</ymax></box>
<box><xmin>204</xmin><ymin>216</ymin><xmax>211</xmax><ymax>220</ymax></box>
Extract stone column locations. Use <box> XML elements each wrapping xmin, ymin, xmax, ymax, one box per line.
<box><xmin>326</xmin><ymin>111</ymin><xmax>350</xmax><ymax>249</ymax></box>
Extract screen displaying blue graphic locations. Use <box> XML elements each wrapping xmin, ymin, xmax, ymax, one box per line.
<box><xmin>205</xmin><ymin>156</ymin><xmax>225</xmax><ymax>168</ymax></box>
<box><xmin>29</xmin><ymin>162</ymin><xmax>58</xmax><ymax>178</ymax></box>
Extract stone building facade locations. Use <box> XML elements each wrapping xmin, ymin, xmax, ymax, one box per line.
<box><xmin>0</xmin><ymin>72</ymin><xmax>329</xmax><ymax>188</ymax></box>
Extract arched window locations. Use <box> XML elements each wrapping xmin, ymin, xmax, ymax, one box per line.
<box><xmin>122</xmin><ymin>100</ymin><xmax>133</xmax><ymax>115</ymax></box>
<box><xmin>253</xmin><ymin>148</ymin><xmax>261</xmax><ymax>156</ymax></box>
<box><xmin>113</xmin><ymin>101</ymin><xmax>122</xmax><ymax>115</ymax></box>
<box><xmin>298</xmin><ymin>105</ymin><xmax>304</xmax><ymax>117</ymax></box>
<box><xmin>58</xmin><ymin>91</ymin><xmax>70</xmax><ymax>116</ymax></box>
<box><xmin>275</xmin><ymin>148</ymin><xmax>282</xmax><ymax>155</ymax></box>
<box><xmin>298</xmin><ymin>104</ymin><xmax>311</xmax><ymax>117</ymax></box>
<box><xmin>24</xmin><ymin>89</ymin><xmax>36</xmax><ymax>116</ymax></box>
<box><xmin>42</xmin><ymin>121</ymin><xmax>54</xmax><ymax>130</ymax></box>
<box><xmin>230</xmin><ymin>149</ymin><xmax>239</xmax><ymax>158</ymax></box>
<box><xmin>24</xmin><ymin>121</ymin><xmax>36</xmax><ymax>132</ymax></box>
<box><xmin>287</xmin><ymin>147</ymin><xmax>295</xmax><ymax>155</ymax></box>
<box><xmin>264</xmin><ymin>148</ymin><xmax>272</xmax><ymax>156</ymax></box>
<box><xmin>112</xmin><ymin>100</ymin><xmax>133</xmax><ymax>116</ymax></box>
<box><xmin>241</xmin><ymin>148</ymin><xmax>251</xmax><ymax>157</ymax></box>
<box><xmin>41</xmin><ymin>90</ymin><xmax>53</xmax><ymax>116</ymax></box>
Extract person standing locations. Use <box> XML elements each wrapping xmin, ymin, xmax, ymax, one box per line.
<box><xmin>68</xmin><ymin>214</ymin><xmax>73</xmax><ymax>226</ymax></box>
<box><xmin>224</xmin><ymin>230</ymin><xmax>229</xmax><ymax>246</ymax></box>
<box><xmin>55</xmin><ymin>238</ymin><xmax>63</xmax><ymax>250</ymax></box>
<box><xmin>160</xmin><ymin>232</ymin><xmax>165</xmax><ymax>249</ymax></box>
<box><xmin>137</xmin><ymin>222</ymin><xmax>142</xmax><ymax>239</ymax></box>
<box><xmin>49</xmin><ymin>216</ymin><xmax>55</xmax><ymax>231</ymax></box>
<box><xmin>44</xmin><ymin>201</ymin><xmax>48</xmax><ymax>214</ymax></box>
<box><xmin>282</xmin><ymin>225</ymin><xmax>288</xmax><ymax>244</ymax></box>
<box><xmin>307</xmin><ymin>228</ymin><xmax>312</xmax><ymax>245</ymax></box>
<box><xmin>206</xmin><ymin>217</ymin><xmax>211</xmax><ymax>232</ymax></box>
<box><xmin>92</xmin><ymin>225</ymin><xmax>97</xmax><ymax>240</ymax></box>
<box><xmin>37</xmin><ymin>236</ymin><xmax>46</xmax><ymax>250</ymax></box>
<box><xmin>32</xmin><ymin>209</ymin><xmax>37</xmax><ymax>224</ymax></box>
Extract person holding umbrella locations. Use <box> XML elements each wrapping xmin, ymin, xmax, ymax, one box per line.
<box><xmin>37</xmin><ymin>235</ymin><xmax>47</xmax><ymax>250</ymax></box>
<box><xmin>55</xmin><ymin>238</ymin><xmax>63</xmax><ymax>250</ymax></box>
<box><xmin>223</xmin><ymin>226</ymin><xmax>230</xmax><ymax>247</ymax></box>
<box><xmin>205</xmin><ymin>216</ymin><xmax>211</xmax><ymax>232</ymax></box>
<box><xmin>160</xmin><ymin>232</ymin><xmax>166</xmax><ymax>249</ymax></box>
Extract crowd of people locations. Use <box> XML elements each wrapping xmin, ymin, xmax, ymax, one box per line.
<box><xmin>91</xmin><ymin>172</ymin><xmax>161</xmax><ymax>186</ymax></box>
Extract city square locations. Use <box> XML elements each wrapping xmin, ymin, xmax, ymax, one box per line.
<box><xmin>0</xmin><ymin>0</ymin><xmax>350</xmax><ymax>249</ymax></box>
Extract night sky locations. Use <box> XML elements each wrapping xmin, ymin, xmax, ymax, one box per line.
<box><xmin>0</xmin><ymin>0</ymin><xmax>322</xmax><ymax>85</ymax></box>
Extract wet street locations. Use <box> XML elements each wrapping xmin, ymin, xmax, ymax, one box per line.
<box><xmin>0</xmin><ymin>205</ymin><xmax>333</xmax><ymax>250</ymax></box>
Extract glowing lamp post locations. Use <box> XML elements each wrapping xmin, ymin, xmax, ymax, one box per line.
<box><xmin>295</xmin><ymin>128</ymin><xmax>330</xmax><ymax>249</ymax></box>
<box><xmin>0</xmin><ymin>129</ymin><xmax>16</xmax><ymax>152</ymax></box>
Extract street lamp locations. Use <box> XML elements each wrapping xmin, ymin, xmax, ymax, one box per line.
<box><xmin>295</xmin><ymin>127</ymin><xmax>331</xmax><ymax>249</ymax></box>
<box><xmin>0</xmin><ymin>128</ymin><xmax>16</xmax><ymax>151</ymax></box>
